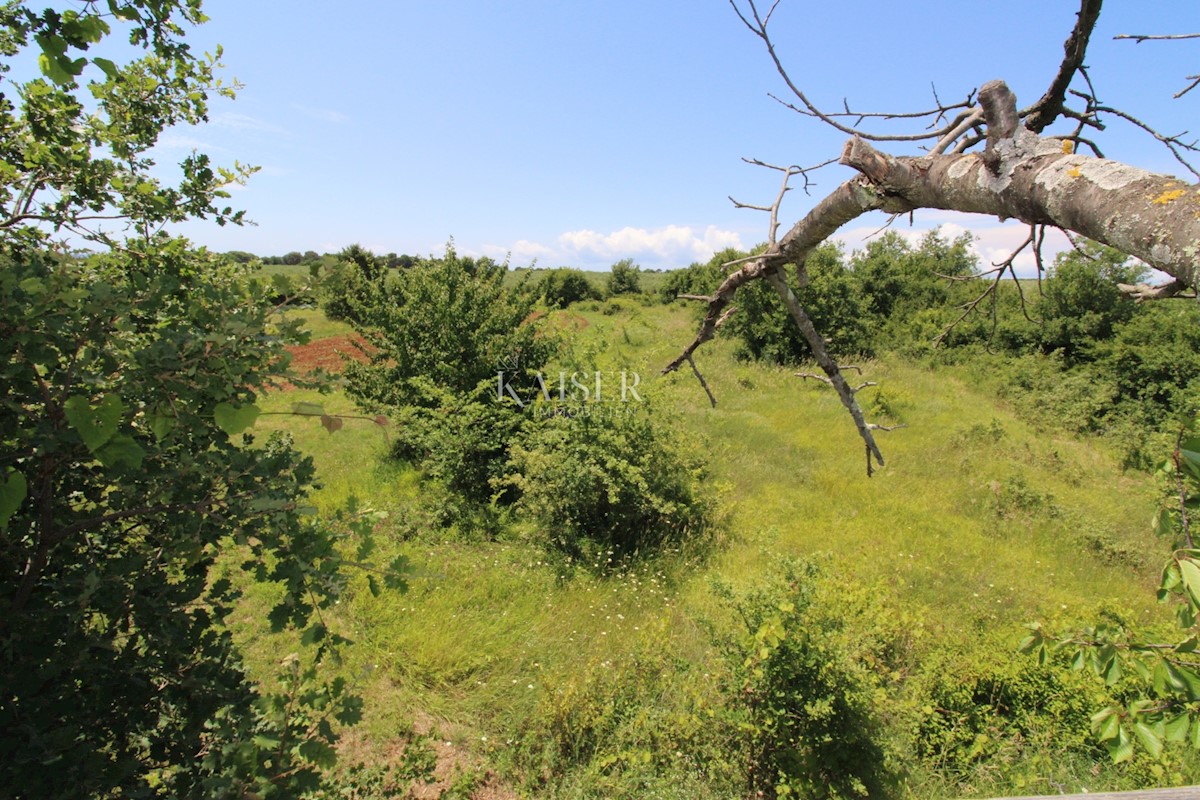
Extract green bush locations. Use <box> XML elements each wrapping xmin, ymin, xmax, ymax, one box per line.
<box><xmin>726</xmin><ymin>242</ymin><xmax>874</xmax><ymax>363</ymax></box>
<box><xmin>0</xmin><ymin>243</ymin><xmax>367</xmax><ymax>797</ymax></box>
<box><xmin>343</xmin><ymin>246</ymin><xmax>556</xmax><ymax>410</ymax></box>
<box><xmin>710</xmin><ymin>559</ymin><xmax>905</xmax><ymax>800</ymax></box>
<box><xmin>502</xmin><ymin>400</ymin><xmax>718</xmax><ymax>567</ymax></box>
<box><xmin>607</xmin><ymin>258</ymin><xmax>643</xmax><ymax>296</ymax></box>
<box><xmin>541</xmin><ymin>267</ymin><xmax>602</xmax><ymax>308</ymax></box>
<box><xmin>659</xmin><ymin>248</ymin><xmax>744</xmax><ymax>304</ymax></box>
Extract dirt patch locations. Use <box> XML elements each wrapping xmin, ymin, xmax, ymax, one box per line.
<box><xmin>287</xmin><ymin>334</ymin><xmax>373</xmax><ymax>375</ymax></box>
<box><xmin>337</xmin><ymin>712</ymin><xmax>519</xmax><ymax>800</ymax></box>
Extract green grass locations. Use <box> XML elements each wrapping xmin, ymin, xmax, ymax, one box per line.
<box><xmin>235</xmin><ymin>300</ymin><xmax>1187</xmax><ymax>798</ymax></box>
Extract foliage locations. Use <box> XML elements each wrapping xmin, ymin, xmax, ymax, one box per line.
<box><xmin>340</xmin><ymin>245</ymin><xmax>558</xmax><ymax>514</ymax></box>
<box><xmin>851</xmin><ymin>229</ymin><xmax>976</xmax><ymax>330</ymax></box>
<box><xmin>342</xmin><ymin>245</ymin><xmax>555</xmax><ymax>410</ymax></box>
<box><xmin>0</xmin><ymin>0</ymin><xmax>254</xmax><ymax>244</ymax></box>
<box><xmin>1022</xmin><ymin>422</ymin><xmax>1200</xmax><ymax>764</ymax></box>
<box><xmin>541</xmin><ymin>266</ymin><xmax>601</xmax><ymax>308</ymax></box>
<box><xmin>0</xmin><ymin>238</ymin><xmax>396</xmax><ymax>796</ymax></box>
<box><xmin>710</xmin><ymin>558</ymin><xmax>902</xmax><ymax>800</ymax></box>
<box><xmin>659</xmin><ymin>247</ymin><xmax>743</xmax><ymax>304</ymax></box>
<box><xmin>0</xmin><ymin>4</ymin><xmax>410</xmax><ymax>796</ymax></box>
<box><xmin>1037</xmin><ymin>241</ymin><xmax>1146</xmax><ymax>362</ymax></box>
<box><xmin>725</xmin><ymin>241</ymin><xmax>874</xmax><ymax>363</ymax></box>
<box><xmin>502</xmin><ymin>399</ymin><xmax>718</xmax><ymax>567</ymax></box>
<box><xmin>319</xmin><ymin>244</ymin><xmax>387</xmax><ymax>321</ymax></box>
<box><xmin>607</xmin><ymin>257</ymin><xmax>642</xmax><ymax>296</ymax></box>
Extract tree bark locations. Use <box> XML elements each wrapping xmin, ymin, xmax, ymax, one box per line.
<box><xmin>841</xmin><ymin>81</ymin><xmax>1200</xmax><ymax>293</ymax></box>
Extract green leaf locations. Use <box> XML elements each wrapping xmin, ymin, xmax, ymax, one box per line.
<box><xmin>214</xmin><ymin>402</ymin><xmax>260</xmax><ymax>435</ymax></box>
<box><xmin>1092</xmin><ymin>707</ymin><xmax>1120</xmax><ymax>741</ymax></box>
<box><xmin>1103</xmin><ymin>654</ymin><xmax>1123</xmax><ymax>686</ymax></box>
<box><xmin>0</xmin><ymin>469</ymin><xmax>28</xmax><ymax>530</ymax></box>
<box><xmin>92</xmin><ymin>57</ymin><xmax>118</xmax><ymax>80</ymax></box>
<box><xmin>1133</xmin><ymin>721</ymin><xmax>1164</xmax><ymax>759</ymax></box>
<box><xmin>1179</xmin><ymin>557</ymin><xmax>1200</xmax><ymax>606</ymax></box>
<box><xmin>1162</xmin><ymin>561</ymin><xmax>1182</xmax><ymax>593</ymax></box>
<box><xmin>1105</xmin><ymin>725</ymin><xmax>1134</xmax><ymax>763</ymax></box>
<box><xmin>96</xmin><ymin>435</ymin><xmax>144</xmax><ymax>469</ymax></box>
<box><xmin>300</xmin><ymin>622</ymin><xmax>327</xmax><ymax>646</ymax></box>
<box><xmin>252</xmin><ymin>735</ymin><xmax>281</xmax><ymax>751</ymax></box>
<box><xmin>149</xmin><ymin>407</ymin><xmax>176</xmax><ymax>441</ymax></box>
<box><xmin>1165</xmin><ymin>712</ymin><xmax>1191</xmax><ymax>742</ymax></box>
<box><xmin>64</xmin><ymin>394</ymin><xmax>122</xmax><ymax>452</ymax></box>
<box><xmin>1180</xmin><ymin>437</ymin><xmax>1200</xmax><ymax>479</ymax></box>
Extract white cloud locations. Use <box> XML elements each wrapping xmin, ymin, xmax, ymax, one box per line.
<box><xmin>549</xmin><ymin>224</ymin><xmax>744</xmax><ymax>268</ymax></box>
<box><xmin>481</xmin><ymin>224</ymin><xmax>744</xmax><ymax>269</ymax></box>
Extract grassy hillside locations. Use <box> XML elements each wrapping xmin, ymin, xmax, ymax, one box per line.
<box><xmin>241</xmin><ymin>298</ymin><xmax>1185</xmax><ymax>798</ymax></box>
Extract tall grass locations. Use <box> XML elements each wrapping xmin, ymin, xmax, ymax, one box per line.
<box><xmin>235</xmin><ymin>300</ymin><xmax>1185</xmax><ymax>798</ymax></box>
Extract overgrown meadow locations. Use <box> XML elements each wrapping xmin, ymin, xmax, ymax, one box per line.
<box><xmin>237</xmin><ymin>248</ymin><xmax>1196</xmax><ymax>798</ymax></box>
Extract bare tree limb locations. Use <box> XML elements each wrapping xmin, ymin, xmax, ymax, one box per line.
<box><xmin>1022</xmin><ymin>0</ymin><xmax>1104</xmax><ymax>132</ymax></box>
<box><xmin>728</xmin><ymin>0</ymin><xmax>979</xmax><ymax>143</ymax></box>
<box><xmin>687</xmin><ymin>354</ymin><xmax>718</xmax><ymax>408</ymax></box>
<box><xmin>1115</xmin><ymin>33</ymin><xmax>1200</xmax><ymax>42</ymax></box>
<box><xmin>1117</xmin><ymin>279</ymin><xmax>1190</xmax><ymax>302</ymax></box>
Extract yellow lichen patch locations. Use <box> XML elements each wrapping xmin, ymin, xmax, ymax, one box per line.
<box><xmin>1152</xmin><ymin>188</ymin><xmax>1187</xmax><ymax>205</ymax></box>
<box><xmin>1060</xmin><ymin>140</ymin><xmax>1074</xmax><ymax>154</ymax></box>
<box><xmin>1150</xmin><ymin>181</ymin><xmax>1188</xmax><ymax>205</ymax></box>
<box><xmin>1067</xmin><ymin>166</ymin><xmax>1082</xmax><ymax>178</ymax></box>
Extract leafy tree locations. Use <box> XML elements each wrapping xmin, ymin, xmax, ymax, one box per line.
<box><xmin>343</xmin><ymin>246</ymin><xmax>554</xmax><ymax>409</ymax></box>
<box><xmin>659</xmin><ymin>247</ymin><xmax>743</xmax><ymax>304</ymax></box>
<box><xmin>342</xmin><ymin>246</ymin><xmax>557</xmax><ymax>504</ymax></box>
<box><xmin>851</xmin><ymin>228</ymin><xmax>976</xmax><ymax>329</ymax></box>
<box><xmin>607</xmin><ymin>257</ymin><xmax>642</xmax><ymax>296</ymax></box>
<box><xmin>725</xmin><ymin>241</ymin><xmax>872</xmax><ymax>363</ymax></box>
<box><xmin>1038</xmin><ymin>241</ymin><xmax>1146</xmax><ymax>362</ymax></box>
<box><xmin>0</xmin><ymin>4</ymin><xmax>397</xmax><ymax>796</ymax></box>
<box><xmin>540</xmin><ymin>266</ymin><xmax>601</xmax><ymax>308</ymax></box>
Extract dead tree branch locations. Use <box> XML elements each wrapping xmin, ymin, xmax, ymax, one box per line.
<box><xmin>1022</xmin><ymin>0</ymin><xmax>1104</xmax><ymax>132</ymax></box>
<box><xmin>728</xmin><ymin>0</ymin><xmax>979</xmax><ymax>143</ymax></box>
<box><xmin>1115</xmin><ymin>33</ymin><xmax>1200</xmax><ymax>98</ymax></box>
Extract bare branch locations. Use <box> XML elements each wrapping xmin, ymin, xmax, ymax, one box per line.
<box><xmin>766</xmin><ymin>269</ymin><xmax>885</xmax><ymax>475</ymax></box>
<box><xmin>1118</xmin><ymin>279</ymin><xmax>1190</xmax><ymax>302</ymax></box>
<box><xmin>687</xmin><ymin>354</ymin><xmax>718</xmax><ymax>408</ymax></box>
<box><xmin>1115</xmin><ymin>33</ymin><xmax>1200</xmax><ymax>42</ymax></box>
<box><xmin>931</xmin><ymin>108</ymin><xmax>984</xmax><ymax>155</ymax></box>
<box><xmin>1084</xmin><ymin>101</ymin><xmax>1200</xmax><ymax>179</ymax></box>
<box><xmin>1022</xmin><ymin>0</ymin><xmax>1104</xmax><ymax>132</ymax></box>
<box><xmin>1114</xmin><ymin>32</ymin><xmax>1200</xmax><ymax>98</ymax></box>
<box><xmin>729</xmin><ymin>0</ymin><xmax>979</xmax><ymax>143</ymax></box>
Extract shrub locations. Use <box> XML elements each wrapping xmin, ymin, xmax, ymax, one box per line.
<box><xmin>710</xmin><ymin>559</ymin><xmax>904</xmax><ymax>800</ymax></box>
<box><xmin>502</xmin><ymin>400</ymin><xmax>718</xmax><ymax>567</ymax></box>
<box><xmin>343</xmin><ymin>245</ymin><xmax>558</xmax><ymax>410</ymax></box>
<box><xmin>607</xmin><ymin>258</ymin><xmax>643</xmax><ymax>296</ymax></box>
<box><xmin>541</xmin><ymin>267</ymin><xmax>602</xmax><ymax>308</ymax></box>
<box><xmin>726</xmin><ymin>242</ymin><xmax>873</xmax><ymax>363</ymax></box>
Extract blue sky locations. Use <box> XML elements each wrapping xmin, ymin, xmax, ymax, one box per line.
<box><xmin>158</xmin><ymin>1</ymin><xmax>1199</xmax><ymax>271</ymax></box>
